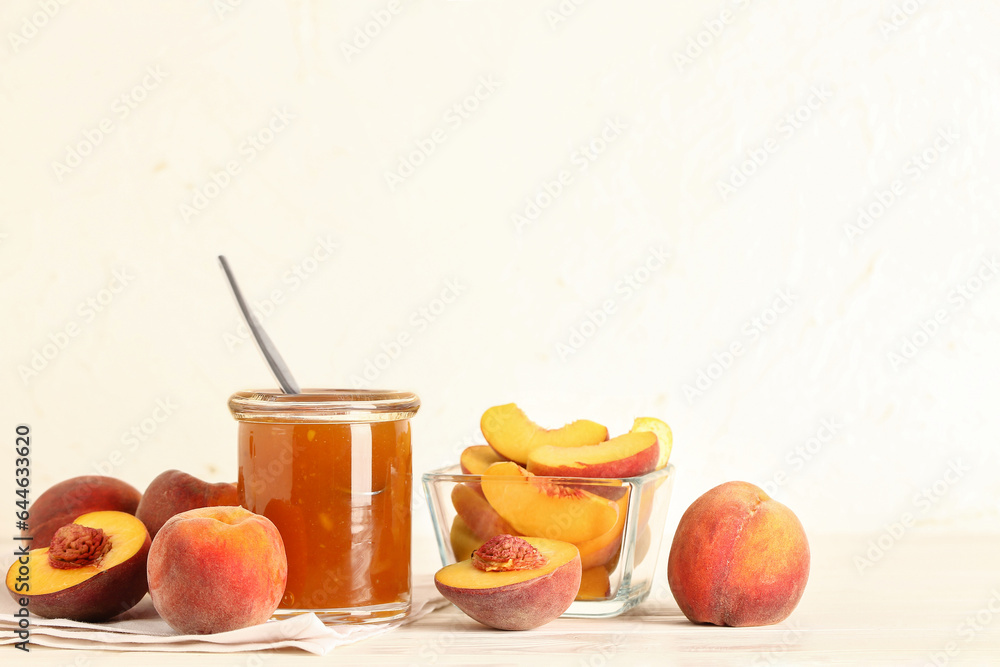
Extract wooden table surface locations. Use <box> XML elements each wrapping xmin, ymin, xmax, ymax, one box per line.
<box><xmin>17</xmin><ymin>533</ymin><xmax>1000</xmax><ymax>665</ymax></box>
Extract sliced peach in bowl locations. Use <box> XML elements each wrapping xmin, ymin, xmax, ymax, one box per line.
<box><xmin>460</xmin><ymin>445</ymin><xmax>507</xmax><ymax>475</ymax></box>
<box><xmin>526</xmin><ymin>431</ymin><xmax>659</xmax><ymax>480</ymax></box>
<box><xmin>575</xmin><ymin>494</ymin><xmax>628</xmax><ymax>570</ymax></box>
<box><xmin>6</xmin><ymin>510</ymin><xmax>150</xmax><ymax>622</ymax></box>
<box><xmin>450</xmin><ymin>516</ymin><xmax>485</xmax><ymax>562</ymax></box>
<box><xmin>576</xmin><ymin>566</ymin><xmax>611</xmax><ymax>601</ymax></box>
<box><xmin>481</xmin><ymin>462</ymin><xmax>619</xmax><ymax>544</ymax></box>
<box><xmin>481</xmin><ymin>403</ymin><xmax>608</xmax><ymax>465</ymax></box>
<box><xmin>630</xmin><ymin>417</ymin><xmax>673</xmax><ymax>470</ymax></box>
<box><xmin>451</xmin><ymin>483</ymin><xmax>517</xmax><ymax>541</ymax></box>
<box><xmin>435</xmin><ymin>535</ymin><xmax>581</xmax><ymax>630</ymax></box>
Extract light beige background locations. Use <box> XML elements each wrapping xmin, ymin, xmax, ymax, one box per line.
<box><xmin>1</xmin><ymin>1</ymin><xmax>998</xmax><ymax>575</ymax></box>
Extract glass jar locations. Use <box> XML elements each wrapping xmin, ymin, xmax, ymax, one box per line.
<box><xmin>228</xmin><ymin>389</ymin><xmax>419</xmax><ymax>623</ymax></box>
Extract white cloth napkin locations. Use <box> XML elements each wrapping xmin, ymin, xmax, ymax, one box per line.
<box><xmin>0</xmin><ymin>582</ymin><xmax>447</xmax><ymax>655</ymax></box>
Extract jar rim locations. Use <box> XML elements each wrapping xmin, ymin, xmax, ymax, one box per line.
<box><xmin>228</xmin><ymin>388</ymin><xmax>420</xmax><ymax>423</ymax></box>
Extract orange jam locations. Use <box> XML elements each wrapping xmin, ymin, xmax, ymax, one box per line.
<box><xmin>229</xmin><ymin>390</ymin><xmax>419</xmax><ymax>621</ymax></box>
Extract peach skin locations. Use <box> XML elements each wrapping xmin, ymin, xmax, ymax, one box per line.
<box><xmin>667</xmin><ymin>481</ymin><xmax>809</xmax><ymax>627</ymax></box>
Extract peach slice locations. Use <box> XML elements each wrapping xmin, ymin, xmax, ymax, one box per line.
<box><xmin>630</xmin><ymin>417</ymin><xmax>673</xmax><ymax>470</ymax></box>
<box><xmin>481</xmin><ymin>462</ymin><xmax>619</xmax><ymax>544</ymax></box>
<box><xmin>136</xmin><ymin>470</ymin><xmax>239</xmax><ymax>538</ymax></box>
<box><xmin>575</xmin><ymin>494</ymin><xmax>628</xmax><ymax>570</ymax></box>
<box><xmin>460</xmin><ymin>445</ymin><xmax>507</xmax><ymax>475</ymax></box>
<box><xmin>481</xmin><ymin>403</ymin><xmax>608</xmax><ymax>465</ymax></box>
<box><xmin>6</xmin><ymin>511</ymin><xmax>150</xmax><ymax>621</ymax></box>
<box><xmin>668</xmin><ymin>481</ymin><xmax>810</xmax><ymax>627</ymax></box>
<box><xmin>526</xmin><ymin>431</ymin><xmax>659</xmax><ymax>479</ymax></box>
<box><xmin>435</xmin><ymin>535</ymin><xmax>581</xmax><ymax>630</ymax></box>
<box><xmin>26</xmin><ymin>476</ymin><xmax>142</xmax><ymax>547</ymax></box>
<box><xmin>450</xmin><ymin>516</ymin><xmax>485</xmax><ymax>562</ymax></box>
<box><xmin>576</xmin><ymin>566</ymin><xmax>611</xmax><ymax>601</ymax></box>
<box><xmin>635</xmin><ymin>526</ymin><xmax>653</xmax><ymax>566</ymax></box>
<box><xmin>451</xmin><ymin>483</ymin><xmax>518</xmax><ymax>541</ymax></box>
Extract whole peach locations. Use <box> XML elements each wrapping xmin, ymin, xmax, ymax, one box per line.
<box><xmin>28</xmin><ymin>476</ymin><xmax>141</xmax><ymax>546</ymax></box>
<box><xmin>667</xmin><ymin>481</ymin><xmax>809</xmax><ymax>627</ymax></box>
<box><xmin>147</xmin><ymin>506</ymin><xmax>287</xmax><ymax>634</ymax></box>
<box><xmin>136</xmin><ymin>470</ymin><xmax>239</xmax><ymax>538</ymax></box>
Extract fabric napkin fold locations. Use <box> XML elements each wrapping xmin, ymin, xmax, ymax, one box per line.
<box><xmin>0</xmin><ymin>581</ymin><xmax>447</xmax><ymax>655</ymax></box>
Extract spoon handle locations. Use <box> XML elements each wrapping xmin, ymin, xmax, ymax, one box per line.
<box><xmin>218</xmin><ymin>255</ymin><xmax>301</xmax><ymax>395</ymax></box>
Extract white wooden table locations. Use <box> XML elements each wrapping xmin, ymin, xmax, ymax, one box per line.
<box><xmin>18</xmin><ymin>533</ymin><xmax>1000</xmax><ymax>665</ymax></box>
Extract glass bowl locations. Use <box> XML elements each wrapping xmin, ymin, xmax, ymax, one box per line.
<box><xmin>422</xmin><ymin>463</ymin><xmax>676</xmax><ymax>618</ymax></box>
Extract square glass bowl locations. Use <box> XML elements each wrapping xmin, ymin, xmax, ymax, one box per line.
<box><xmin>422</xmin><ymin>463</ymin><xmax>676</xmax><ymax>618</ymax></box>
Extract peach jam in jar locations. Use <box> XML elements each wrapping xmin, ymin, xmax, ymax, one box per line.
<box><xmin>229</xmin><ymin>389</ymin><xmax>419</xmax><ymax>623</ymax></box>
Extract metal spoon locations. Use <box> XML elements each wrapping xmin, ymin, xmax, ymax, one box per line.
<box><xmin>218</xmin><ymin>255</ymin><xmax>301</xmax><ymax>394</ymax></box>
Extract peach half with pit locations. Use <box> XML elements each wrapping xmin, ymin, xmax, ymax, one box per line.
<box><xmin>435</xmin><ymin>535</ymin><xmax>581</xmax><ymax>630</ymax></box>
<box><xmin>481</xmin><ymin>403</ymin><xmax>608</xmax><ymax>465</ymax></box>
<box><xmin>136</xmin><ymin>469</ymin><xmax>239</xmax><ymax>538</ymax></box>
<box><xmin>480</xmin><ymin>462</ymin><xmax>620</xmax><ymax>544</ymax></box>
<box><xmin>6</xmin><ymin>511</ymin><xmax>151</xmax><ymax>621</ymax></box>
<box><xmin>147</xmin><ymin>506</ymin><xmax>287</xmax><ymax>635</ymax></box>
<box><xmin>667</xmin><ymin>481</ymin><xmax>810</xmax><ymax>627</ymax></box>
<box><xmin>26</xmin><ymin>476</ymin><xmax>142</xmax><ymax>547</ymax></box>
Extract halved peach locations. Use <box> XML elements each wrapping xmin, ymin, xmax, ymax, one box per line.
<box><xmin>526</xmin><ymin>431</ymin><xmax>659</xmax><ymax>479</ymax></box>
<box><xmin>481</xmin><ymin>403</ymin><xmax>608</xmax><ymax>465</ymax></box>
<box><xmin>460</xmin><ymin>445</ymin><xmax>507</xmax><ymax>475</ymax></box>
<box><xmin>481</xmin><ymin>462</ymin><xmax>619</xmax><ymax>544</ymax></box>
<box><xmin>576</xmin><ymin>566</ymin><xmax>611</xmax><ymax>601</ymax></box>
<box><xmin>631</xmin><ymin>417</ymin><xmax>673</xmax><ymax>470</ymax></box>
<box><xmin>435</xmin><ymin>535</ymin><xmax>581</xmax><ymax>630</ymax></box>
<box><xmin>450</xmin><ymin>516</ymin><xmax>485</xmax><ymax>562</ymax></box>
<box><xmin>451</xmin><ymin>483</ymin><xmax>518</xmax><ymax>541</ymax></box>
<box><xmin>6</xmin><ymin>511</ymin><xmax>150</xmax><ymax>621</ymax></box>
